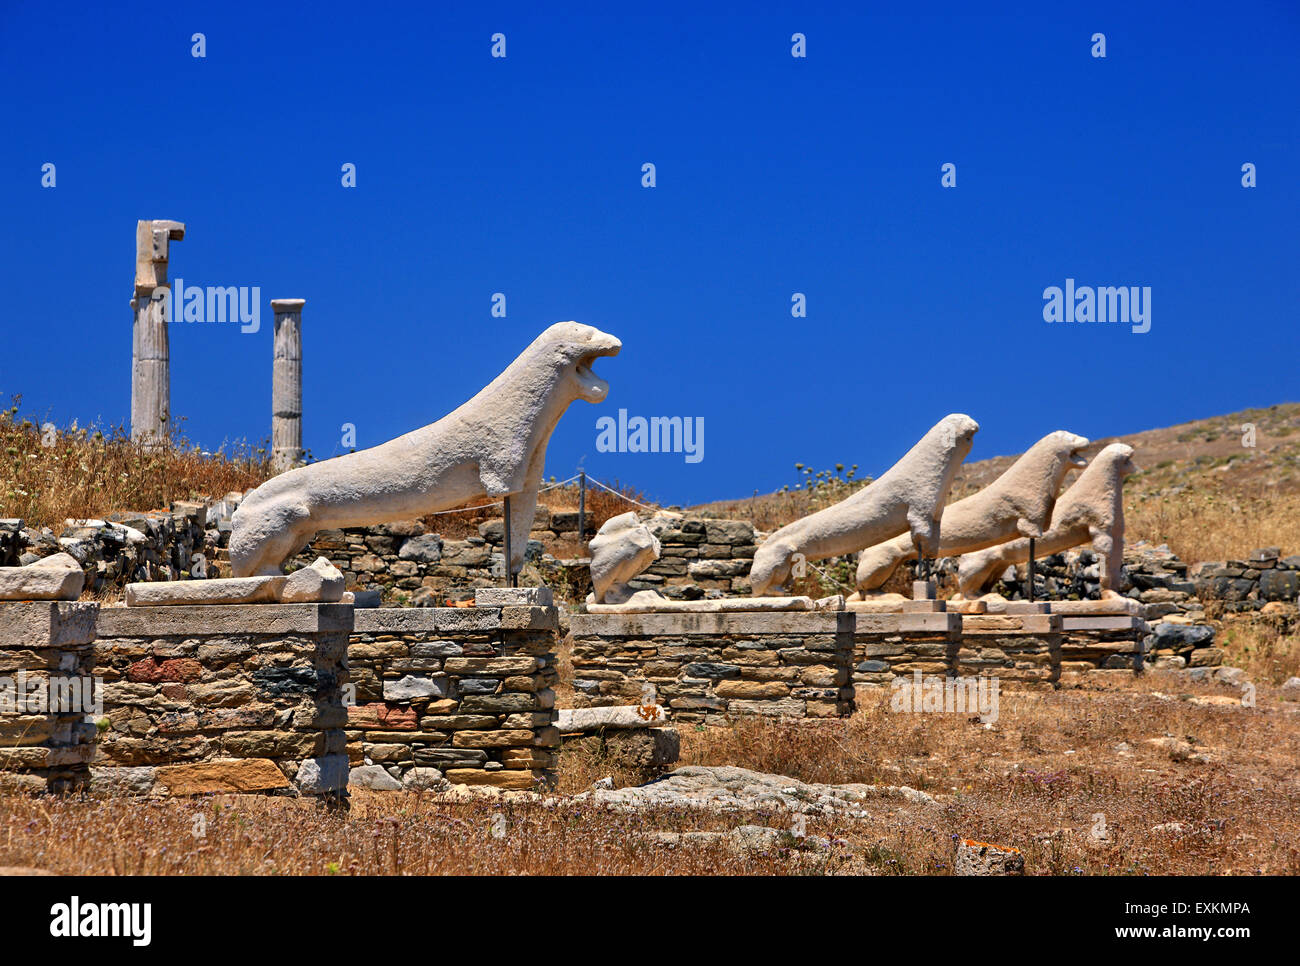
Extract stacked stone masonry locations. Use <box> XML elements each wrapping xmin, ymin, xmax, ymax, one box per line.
<box><xmin>91</xmin><ymin>604</ymin><xmax>352</xmax><ymax>800</ymax></box>
<box><xmin>568</xmin><ymin>612</ymin><xmax>856</xmax><ymax>723</ymax></box>
<box><xmin>347</xmin><ymin>605</ymin><xmax>561</xmax><ymax>790</ymax></box>
<box><xmin>0</xmin><ymin>602</ymin><xmax>99</xmax><ymax>793</ymax></box>
<box><xmin>1190</xmin><ymin>547</ymin><xmax>1300</xmax><ymax>613</ymax></box>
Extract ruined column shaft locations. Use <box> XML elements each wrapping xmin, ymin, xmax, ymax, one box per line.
<box><xmin>271</xmin><ymin>299</ymin><xmax>305</xmax><ymax>472</ymax></box>
<box><xmin>131</xmin><ymin>295</ymin><xmax>170</xmax><ymax>441</ymax></box>
<box><xmin>131</xmin><ymin>219</ymin><xmax>185</xmax><ymax>444</ymax></box>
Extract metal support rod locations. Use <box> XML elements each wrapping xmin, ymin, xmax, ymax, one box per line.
<box><xmin>503</xmin><ymin>495</ymin><xmax>515</xmax><ymax>588</ymax></box>
<box><xmin>1026</xmin><ymin>536</ymin><xmax>1036</xmax><ymax>603</ymax></box>
<box><xmin>578</xmin><ymin>470</ymin><xmax>586</xmax><ymax>550</ymax></box>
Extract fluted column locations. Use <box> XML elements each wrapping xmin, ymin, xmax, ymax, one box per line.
<box><xmin>131</xmin><ymin>220</ymin><xmax>185</xmax><ymax>445</ymax></box>
<box><xmin>271</xmin><ymin>298</ymin><xmax>305</xmax><ymax>472</ymax></box>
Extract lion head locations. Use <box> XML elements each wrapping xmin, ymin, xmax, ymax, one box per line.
<box><xmin>533</xmin><ymin>321</ymin><xmax>622</xmax><ymax>403</ymax></box>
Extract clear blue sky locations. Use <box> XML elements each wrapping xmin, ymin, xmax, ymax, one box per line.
<box><xmin>2</xmin><ymin>1</ymin><xmax>1296</xmax><ymax>505</ymax></box>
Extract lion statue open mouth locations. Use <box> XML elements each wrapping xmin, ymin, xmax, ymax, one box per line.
<box><xmin>230</xmin><ymin>321</ymin><xmax>621</xmax><ymax>577</ymax></box>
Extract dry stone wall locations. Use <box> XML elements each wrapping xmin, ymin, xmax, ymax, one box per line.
<box><xmin>347</xmin><ymin>605</ymin><xmax>561</xmax><ymax>790</ymax></box>
<box><xmin>1190</xmin><ymin>547</ymin><xmax>1300</xmax><ymax>612</ymax></box>
<box><xmin>568</xmin><ymin>612</ymin><xmax>856</xmax><ymax>723</ymax></box>
<box><xmin>90</xmin><ymin>603</ymin><xmax>352</xmax><ymax>800</ymax></box>
<box><xmin>0</xmin><ymin>602</ymin><xmax>99</xmax><ymax>793</ymax></box>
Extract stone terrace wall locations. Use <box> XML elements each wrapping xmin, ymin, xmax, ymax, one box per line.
<box><xmin>0</xmin><ymin>503</ymin><xmax>214</xmax><ymax>595</ymax></box>
<box><xmin>294</xmin><ymin>506</ymin><xmax>595</xmax><ymax>605</ymax></box>
<box><xmin>0</xmin><ymin>602</ymin><xmax>99</xmax><ymax>793</ymax></box>
<box><xmin>90</xmin><ymin>604</ymin><xmax>351</xmax><ymax>800</ymax></box>
<box><xmin>347</xmin><ymin>605</ymin><xmax>560</xmax><ymax>791</ymax></box>
<box><xmin>568</xmin><ymin>612</ymin><xmax>856</xmax><ymax>723</ymax></box>
<box><xmin>852</xmin><ymin>613</ymin><xmax>963</xmax><ymax>689</ymax></box>
<box><xmin>626</xmin><ymin>518</ymin><xmax>759</xmax><ymax>600</ymax></box>
<box><xmin>1190</xmin><ymin>547</ymin><xmax>1300</xmax><ymax>612</ymax></box>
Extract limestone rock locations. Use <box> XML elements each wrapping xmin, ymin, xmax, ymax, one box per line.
<box><xmin>954</xmin><ymin>838</ymin><xmax>1025</xmax><ymax>875</ymax></box>
<box><xmin>383</xmin><ymin>675</ymin><xmax>449</xmax><ymax>702</ymax></box>
<box><xmin>349</xmin><ymin>764</ymin><xmax>402</xmax><ymax>790</ymax></box>
<box><xmin>402</xmin><ymin>767</ymin><xmax>446</xmax><ymax>790</ymax></box>
<box><xmin>556</xmin><ymin>704</ymin><xmax>668</xmax><ymax>732</ymax></box>
<box><xmin>0</xmin><ymin>552</ymin><xmax>84</xmax><ymax>601</ymax></box>
<box><xmin>294</xmin><ymin>754</ymin><xmax>349</xmax><ymax>794</ymax></box>
<box><xmin>575</xmin><ymin>765</ymin><xmax>934</xmax><ymax>813</ymax></box>
<box><xmin>279</xmin><ymin>556</ymin><xmax>345</xmax><ymax>603</ymax></box>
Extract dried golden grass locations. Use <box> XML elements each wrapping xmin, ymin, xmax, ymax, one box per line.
<box><xmin>4</xmin><ymin>677</ymin><xmax>1297</xmax><ymax>875</ymax></box>
<box><xmin>0</xmin><ymin>397</ymin><xmax>271</xmax><ymax>527</ymax></box>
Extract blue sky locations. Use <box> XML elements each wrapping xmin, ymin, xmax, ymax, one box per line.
<box><xmin>2</xmin><ymin>1</ymin><xmax>1297</xmax><ymax>504</ymax></box>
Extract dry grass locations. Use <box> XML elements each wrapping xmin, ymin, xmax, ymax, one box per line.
<box><xmin>1125</xmin><ymin>484</ymin><xmax>1300</xmax><ymax>564</ymax></box>
<box><xmin>0</xmin><ymin>397</ymin><xmax>271</xmax><ymax>528</ymax></box>
<box><xmin>4</xmin><ymin>677</ymin><xmax>1297</xmax><ymax>875</ymax></box>
<box><xmin>1214</xmin><ymin>611</ymin><xmax>1300</xmax><ymax>685</ymax></box>
<box><xmin>417</xmin><ymin>478</ymin><xmax>653</xmax><ymax>551</ymax></box>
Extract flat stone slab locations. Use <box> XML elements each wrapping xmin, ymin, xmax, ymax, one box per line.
<box><xmin>1003</xmin><ymin>601</ymin><xmax>1051</xmax><ymax>615</ymax></box>
<box><xmin>1059</xmin><ymin>615</ymin><xmax>1148</xmax><ymax>632</ymax></box>
<box><xmin>574</xmin><ymin>765</ymin><xmax>935</xmax><ymax>813</ymax></box>
<box><xmin>851</xmin><ymin>612</ymin><xmax>960</xmax><ymax>635</ymax></box>
<box><xmin>961</xmin><ymin>613</ymin><xmax>1061</xmax><ymax>635</ymax></box>
<box><xmin>845</xmin><ymin>593</ymin><xmax>908</xmax><ymax>613</ymax></box>
<box><xmin>0</xmin><ymin>601</ymin><xmax>98</xmax><ymax>648</ymax></box>
<box><xmin>0</xmin><ymin>553</ymin><xmax>84</xmax><ymax>601</ymax></box>
<box><xmin>353</xmin><ymin>606</ymin><xmax>503</xmax><ymax>634</ymax></box>
<box><xmin>1048</xmin><ymin>598</ymin><xmax>1143</xmax><ymax>616</ymax></box>
<box><xmin>556</xmin><ymin>704</ymin><xmax>668</xmax><ymax>732</ymax></box>
<box><xmin>585</xmin><ymin>595</ymin><xmax>816</xmax><ymax>614</ymax></box>
<box><xmin>97</xmin><ymin>603</ymin><xmax>353</xmax><ymax>636</ymax></box>
<box><xmin>124</xmin><ymin>575</ymin><xmax>286</xmax><ymax>606</ymax></box>
<box><xmin>474</xmin><ymin>586</ymin><xmax>554</xmax><ymax>607</ymax></box>
<box><xmin>901</xmin><ymin>599</ymin><xmax>946</xmax><ymax>613</ymax></box>
<box><xmin>899</xmin><ymin>612</ymin><xmax>962</xmax><ymax>634</ymax></box>
<box><xmin>571</xmin><ymin>611</ymin><xmax>853</xmax><ymax>637</ymax></box>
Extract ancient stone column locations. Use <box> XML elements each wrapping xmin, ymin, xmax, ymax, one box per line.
<box><xmin>271</xmin><ymin>298</ymin><xmax>305</xmax><ymax>472</ymax></box>
<box><xmin>131</xmin><ymin>220</ymin><xmax>185</xmax><ymax>445</ymax></box>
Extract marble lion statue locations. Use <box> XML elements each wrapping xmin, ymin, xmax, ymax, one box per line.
<box><xmin>954</xmin><ymin>442</ymin><xmax>1137</xmax><ymax>599</ymax></box>
<box><xmin>748</xmin><ymin>414</ymin><xmax>979</xmax><ymax>597</ymax></box>
<box><xmin>231</xmin><ymin>321</ymin><xmax>621</xmax><ymax>576</ymax></box>
<box><xmin>853</xmin><ymin>430</ymin><xmax>1090</xmax><ymax>593</ymax></box>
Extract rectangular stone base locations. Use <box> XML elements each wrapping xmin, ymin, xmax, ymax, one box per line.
<box><xmin>0</xmin><ymin>602</ymin><xmax>99</xmax><ymax>793</ymax></box>
<box><xmin>570</xmin><ymin>611</ymin><xmax>855</xmax><ymax>721</ymax></box>
<box><xmin>347</xmin><ymin>605</ymin><xmax>559</xmax><ymax>790</ymax></box>
<box><xmin>90</xmin><ymin>603</ymin><xmax>352</xmax><ymax>799</ymax></box>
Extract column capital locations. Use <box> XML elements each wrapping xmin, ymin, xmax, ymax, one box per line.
<box><xmin>271</xmin><ymin>298</ymin><xmax>306</xmax><ymax>314</ymax></box>
<box><xmin>134</xmin><ymin>219</ymin><xmax>185</xmax><ymax>295</ymax></box>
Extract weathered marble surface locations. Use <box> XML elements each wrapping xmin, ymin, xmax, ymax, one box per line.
<box><xmin>855</xmin><ymin>430</ymin><xmax>1089</xmax><ymax>591</ymax></box>
<box><xmin>231</xmin><ymin>322</ymin><xmax>620</xmax><ymax>576</ymax></box>
<box><xmin>748</xmin><ymin>414</ymin><xmax>979</xmax><ymax>596</ymax></box>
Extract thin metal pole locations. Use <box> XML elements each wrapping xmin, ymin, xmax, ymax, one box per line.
<box><xmin>503</xmin><ymin>495</ymin><xmax>515</xmax><ymax>588</ymax></box>
<box><xmin>578</xmin><ymin>470</ymin><xmax>586</xmax><ymax>549</ymax></box>
<box><xmin>1026</xmin><ymin>536</ymin><xmax>1036</xmax><ymax>602</ymax></box>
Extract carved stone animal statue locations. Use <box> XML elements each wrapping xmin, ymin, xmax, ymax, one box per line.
<box><xmin>587</xmin><ymin>511</ymin><xmax>661</xmax><ymax>604</ymax></box>
<box><xmin>748</xmin><ymin>414</ymin><xmax>980</xmax><ymax>597</ymax></box>
<box><xmin>854</xmin><ymin>430</ymin><xmax>1090</xmax><ymax>592</ymax></box>
<box><xmin>954</xmin><ymin>442</ymin><xmax>1137</xmax><ymax>599</ymax></box>
<box><xmin>230</xmin><ymin>321</ymin><xmax>621</xmax><ymax>576</ymax></box>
